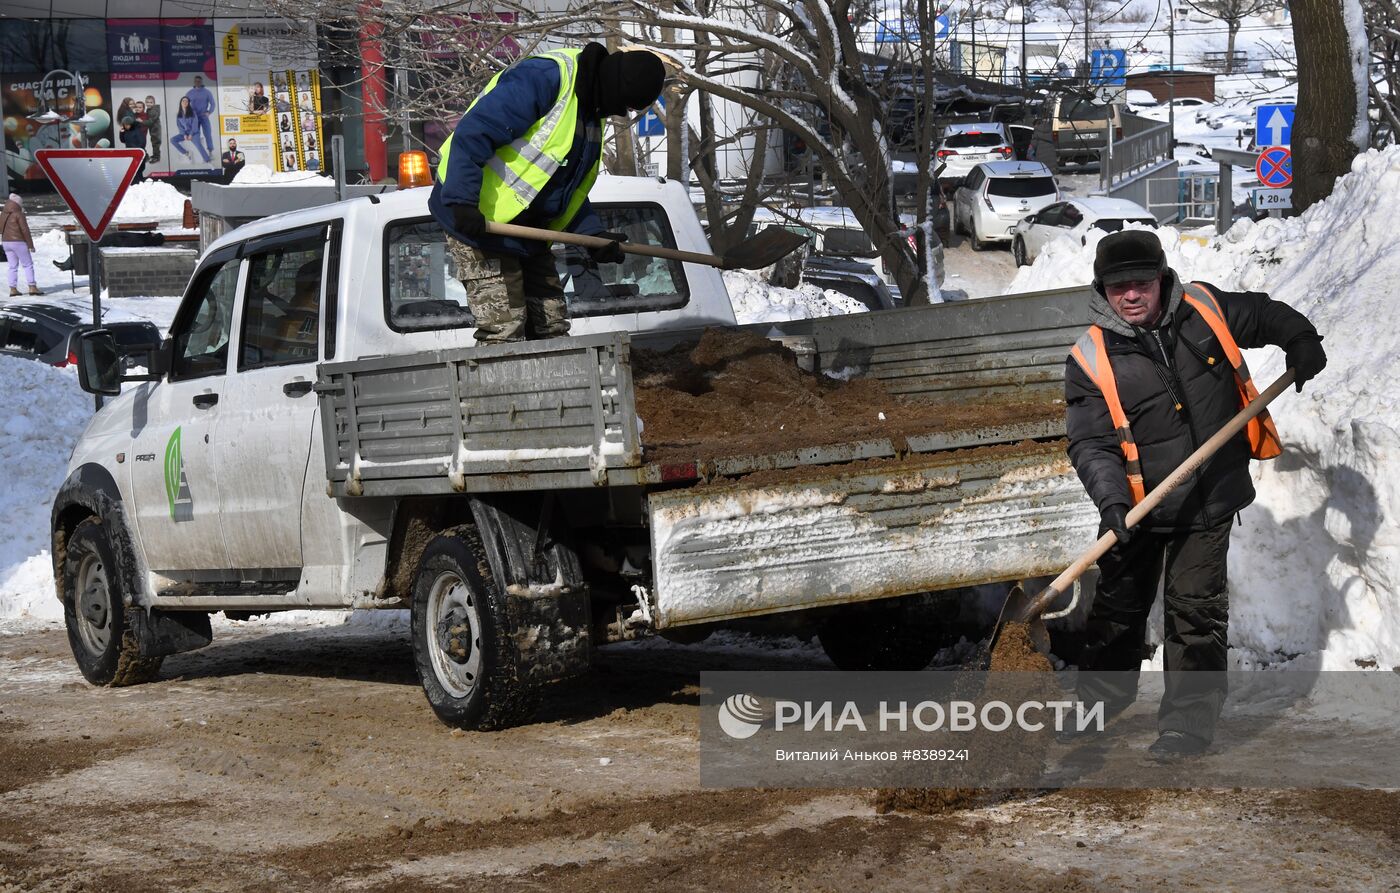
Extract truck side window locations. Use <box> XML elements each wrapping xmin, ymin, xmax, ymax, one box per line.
<box><xmin>383</xmin><ymin>220</ymin><xmax>475</xmax><ymax>332</ymax></box>
<box><xmin>239</xmin><ymin>230</ymin><xmax>325</xmax><ymax>370</ymax></box>
<box><xmin>553</xmin><ymin>203</ymin><xmax>689</xmax><ymax>317</ymax></box>
<box><xmin>171</xmin><ymin>260</ymin><xmax>240</xmax><ymax>380</ymax></box>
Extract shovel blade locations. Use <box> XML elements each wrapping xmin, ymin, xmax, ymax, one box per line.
<box><xmin>718</xmin><ymin>227</ymin><xmax>811</xmax><ymax>271</ymax></box>
<box><xmin>992</xmin><ymin>584</ymin><xmax>1053</xmax><ymax>657</ymax></box>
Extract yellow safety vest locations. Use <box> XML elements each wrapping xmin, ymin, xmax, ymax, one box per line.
<box><xmin>436</xmin><ymin>48</ymin><xmax>601</xmax><ymax>231</ymax></box>
<box><xmin>1070</xmin><ymin>281</ymin><xmax>1282</xmax><ymax>506</ymax></box>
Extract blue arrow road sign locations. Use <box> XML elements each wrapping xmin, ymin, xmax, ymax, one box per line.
<box><xmin>1255</xmin><ymin>103</ymin><xmax>1295</xmax><ymax>147</ymax></box>
<box><xmin>935</xmin><ymin>14</ymin><xmax>949</xmax><ymax>39</ymax></box>
<box><xmin>1257</xmin><ymin>146</ymin><xmax>1293</xmax><ymax>188</ymax></box>
<box><xmin>1090</xmin><ymin>48</ymin><xmax>1127</xmax><ymax>86</ymax></box>
<box><xmin>875</xmin><ymin>14</ymin><xmax>947</xmax><ymax>42</ymax></box>
<box><xmin>636</xmin><ymin>97</ymin><xmax>665</xmax><ymax>137</ymax></box>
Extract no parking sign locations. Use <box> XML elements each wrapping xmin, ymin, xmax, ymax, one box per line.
<box><xmin>1256</xmin><ymin>147</ymin><xmax>1292</xmax><ymax>188</ymax></box>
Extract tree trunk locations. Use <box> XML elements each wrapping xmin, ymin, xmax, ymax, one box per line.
<box><xmin>1291</xmin><ymin>0</ymin><xmax>1367</xmax><ymax>211</ymax></box>
<box><xmin>1225</xmin><ymin>20</ymin><xmax>1239</xmax><ymax>75</ymax></box>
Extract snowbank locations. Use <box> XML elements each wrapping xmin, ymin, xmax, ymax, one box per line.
<box><xmin>1008</xmin><ymin>146</ymin><xmax>1400</xmax><ymax>670</ymax></box>
<box><xmin>232</xmin><ymin>164</ymin><xmax>332</xmax><ymax>186</ymax></box>
<box><xmin>0</xmin><ymin>358</ymin><xmax>93</xmax><ymax>625</ymax></box>
<box><xmin>112</xmin><ymin>180</ymin><xmax>188</xmax><ymax>221</ymax></box>
<box><xmin>723</xmin><ymin>270</ymin><xmax>868</xmax><ymax>324</ymax></box>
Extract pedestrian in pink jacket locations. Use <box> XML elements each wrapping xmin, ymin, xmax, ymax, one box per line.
<box><xmin>1</xmin><ymin>193</ymin><xmax>39</xmax><ymax>297</ymax></box>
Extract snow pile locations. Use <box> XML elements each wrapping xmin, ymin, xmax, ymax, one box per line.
<box><xmin>0</xmin><ymin>358</ymin><xmax>92</xmax><ymax>625</ymax></box>
<box><xmin>112</xmin><ymin>180</ymin><xmax>188</xmax><ymax>221</ymax></box>
<box><xmin>722</xmin><ymin>270</ymin><xmax>868</xmax><ymax>324</ymax></box>
<box><xmin>1011</xmin><ymin>146</ymin><xmax>1400</xmax><ymax>670</ymax></box>
<box><xmin>232</xmin><ymin>165</ymin><xmax>332</xmax><ymax>187</ymax></box>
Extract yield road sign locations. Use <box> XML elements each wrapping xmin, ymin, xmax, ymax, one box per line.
<box><xmin>34</xmin><ymin>149</ymin><xmax>145</xmax><ymax>242</ymax></box>
<box><xmin>1256</xmin><ymin>146</ymin><xmax>1292</xmax><ymax>188</ymax></box>
<box><xmin>1255</xmin><ymin>103</ymin><xmax>1295</xmax><ymax>147</ymax></box>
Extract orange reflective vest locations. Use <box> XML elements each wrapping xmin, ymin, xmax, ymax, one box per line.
<box><xmin>1070</xmin><ymin>282</ymin><xmax>1282</xmax><ymax>506</ymax></box>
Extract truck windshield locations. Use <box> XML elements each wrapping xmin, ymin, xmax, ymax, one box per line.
<box><xmin>384</xmin><ymin>205</ymin><xmax>689</xmax><ymax>332</ymax></box>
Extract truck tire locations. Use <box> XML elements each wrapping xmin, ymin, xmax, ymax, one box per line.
<box><xmin>410</xmin><ymin>525</ymin><xmax>540</xmax><ymax>730</ymax></box>
<box><xmin>817</xmin><ymin>598</ymin><xmax>948</xmax><ymax>671</ymax></box>
<box><xmin>62</xmin><ymin>517</ymin><xmax>163</xmax><ymax>686</ymax></box>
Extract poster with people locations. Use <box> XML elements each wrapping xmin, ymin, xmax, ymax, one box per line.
<box><xmin>214</xmin><ymin>19</ymin><xmax>321</xmax><ymax>175</ymax></box>
<box><xmin>106</xmin><ymin>18</ymin><xmax>219</xmax><ymax>178</ymax></box>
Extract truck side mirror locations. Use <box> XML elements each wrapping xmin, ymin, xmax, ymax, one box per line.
<box><xmin>76</xmin><ymin>329</ymin><xmax>122</xmax><ymax>396</ymax></box>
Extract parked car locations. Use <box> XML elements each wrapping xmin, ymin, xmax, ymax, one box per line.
<box><xmin>0</xmin><ymin>304</ymin><xmax>161</xmax><ymax>368</ymax></box>
<box><xmin>952</xmin><ymin>161</ymin><xmax>1060</xmax><ymax>251</ymax></box>
<box><xmin>746</xmin><ymin>205</ymin><xmax>946</xmax><ymax>291</ymax></box>
<box><xmin>1009</xmin><ymin>197</ymin><xmax>1157</xmax><ymax>266</ymax></box>
<box><xmin>801</xmin><ymin>255</ymin><xmax>899</xmax><ymax>311</ymax></box>
<box><xmin>1138</xmin><ymin>96</ymin><xmax>1213</xmax><ymax>123</ymax></box>
<box><xmin>935</xmin><ymin>123</ymin><xmax>1015</xmax><ymax>184</ymax></box>
<box><xmin>1048</xmin><ymin>95</ymin><xmax>1122</xmax><ymax>165</ymax></box>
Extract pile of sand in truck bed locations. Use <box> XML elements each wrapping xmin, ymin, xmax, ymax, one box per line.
<box><xmin>632</xmin><ymin>328</ymin><xmax>1060</xmax><ymax>464</ymax></box>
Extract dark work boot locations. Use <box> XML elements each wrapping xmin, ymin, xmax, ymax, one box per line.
<box><xmin>53</xmin><ymin>256</ymin><xmax>74</xmax><ymax>272</ymax></box>
<box><xmin>1148</xmin><ymin>730</ymin><xmax>1209</xmax><ymax>762</ymax></box>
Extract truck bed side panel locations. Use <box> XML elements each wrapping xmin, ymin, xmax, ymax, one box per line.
<box><xmin>647</xmin><ymin>440</ymin><xmax>1095</xmax><ymax>628</ymax></box>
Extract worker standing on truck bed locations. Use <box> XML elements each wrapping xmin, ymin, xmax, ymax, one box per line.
<box><xmin>1062</xmin><ymin>230</ymin><xmax>1327</xmax><ymax>761</ymax></box>
<box><xmin>429</xmin><ymin>43</ymin><xmax>666</xmax><ymax>343</ymax></box>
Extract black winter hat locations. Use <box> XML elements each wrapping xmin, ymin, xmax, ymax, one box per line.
<box><xmin>1093</xmin><ymin>230</ymin><xmax>1167</xmax><ymax>288</ymax></box>
<box><xmin>595</xmin><ymin>50</ymin><xmax>665</xmax><ymax>117</ymax></box>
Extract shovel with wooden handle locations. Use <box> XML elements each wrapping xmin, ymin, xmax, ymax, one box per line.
<box><xmin>995</xmin><ymin>368</ymin><xmax>1298</xmax><ymax>656</ymax></box>
<box><xmin>484</xmin><ymin>220</ymin><xmax>810</xmax><ymax>271</ymax></box>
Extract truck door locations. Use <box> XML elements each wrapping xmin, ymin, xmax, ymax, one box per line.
<box><xmin>213</xmin><ymin>223</ymin><xmax>336</xmax><ymax>574</ymax></box>
<box><xmin>128</xmin><ymin>247</ymin><xmax>242</xmax><ymax>574</ymax></box>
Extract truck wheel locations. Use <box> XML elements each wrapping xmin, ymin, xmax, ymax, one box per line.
<box><xmin>1012</xmin><ymin>237</ymin><xmax>1029</xmax><ymax>267</ymax></box>
<box><xmin>817</xmin><ymin>599</ymin><xmax>948</xmax><ymax>671</ymax></box>
<box><xmin>410</xmin><ymin>525</ymin><xmax>539</xmax><ymax>730</ymax></box>
<box><xmin>62</xmin><ymin>517</ymin><xmax>162</xmax><ymax>686</ymax></box>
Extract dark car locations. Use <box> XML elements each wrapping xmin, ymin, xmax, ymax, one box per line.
<box><xmin>0</xmin><ymin>304</ymin><xmax>161</xmax><ymax>368</ymax></box>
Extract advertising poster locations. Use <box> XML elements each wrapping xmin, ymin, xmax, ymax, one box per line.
<box><xmin>162</xmin><ymin>19</ymin><xmax>220</xmax><ymax>177</ymax></box>
<box><xmin>215</xmin><ymin>19</ymin><xmax>321</xmax><ymax>176</ymax></box>
<box><xmin>2</xmin><ymin>71</ymin><xmax>113</xmax><ymax>183</ymax></box>
<box><xmin>108</xmin><ymin>19</ymin><xmax>171</xmax><ymax>177</ymax></box>
<box><xmin>105</xmin><ymin>18</ymin><xmax>219</xmax><ymax>178</ymax></box>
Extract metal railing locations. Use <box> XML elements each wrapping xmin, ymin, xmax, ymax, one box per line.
<box><xmin>1100</xmin><ymin>123</ymin><xmax>1172</xmax><ymax>191</ymax></box>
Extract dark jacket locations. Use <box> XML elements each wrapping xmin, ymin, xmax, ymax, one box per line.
<box><xmin>428</xmin><ymin>45</ymin><xmax>606</xmax><ymax>257</ymax></box>
<box><xmin>1065</xmin><ymin>271</ymin><xmax>1318</xmax><ymax>532</ymax></box>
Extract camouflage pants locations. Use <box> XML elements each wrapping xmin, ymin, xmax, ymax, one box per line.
<box><xmin>447</xmin><ymin>237</ymin><xmax>570</xmax><ymax>343</ymax></box>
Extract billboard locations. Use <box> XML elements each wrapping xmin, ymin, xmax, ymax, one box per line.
<box><xmin>215</xmin><ymin>19</ymin><xmax>323</xmax><ymax>175</ymax></box>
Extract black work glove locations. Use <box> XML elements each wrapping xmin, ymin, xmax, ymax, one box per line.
<box><xmin>588</xmin><ymin>231</ymin><xmax>628</xmax><ymax>265</ymax></box>
<box><xmin>1098</xmin><ymin>503</ymin><xmax>1135</xmax><ymax>545</ymax></box>
<box><xmin>1284</xmin><ymin>334</ymin><xmax>1326</xmax><ymax>393</ymax></box>
<box><xmin>452</xmin><ymin>204</ymin><xmax>487</xmax><ymax>239</ymax></box>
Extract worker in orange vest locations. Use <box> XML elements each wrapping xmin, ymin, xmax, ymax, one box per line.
<box><xmin>1062</xmin><ymin>230</ymin><xmax>1326</xmax><ymax>761</ymax></box>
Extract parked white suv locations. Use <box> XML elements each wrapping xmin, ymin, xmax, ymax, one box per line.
<box><xmin>935</xmin><ymin>123</ymin><xmax>1014</xmax><ymax>184</ymax></box>
<box><xmin>952</xmin><ymin>161</ymin><xmax>1059</xmax><ymax>251</ymax></box>
<box><xmin>1010</xmin><ymin>197</ymin><xmax>1157</xmax><ymax>266</ymax></box>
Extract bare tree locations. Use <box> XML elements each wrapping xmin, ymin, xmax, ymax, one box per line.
<box><xmin>1180</xmin><ymin>0</ymin><xmax>1282</xmax><ymax>73</ymax></box>
<box><xmin>591</xmin><ymin>0</ymin><xmax>947</xmax><ymax>303</ymax></box>
<box><xmin>1291</xmin><ymin>0</ymin><xmax>1370</xmax><ymax>210</ymax></box>
<box><xmin>1362</xmin><ymin>0</ymin><xmax>1400</xmax><ymax>146</ymax></box>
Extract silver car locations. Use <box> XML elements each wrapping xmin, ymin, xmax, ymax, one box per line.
<box><xmin>952</xmin><ymin>162</ymin><xmax>1060</xmax><ymax>252</ymax></box>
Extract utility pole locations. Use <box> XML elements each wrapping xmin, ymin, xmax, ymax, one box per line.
<box><xmin>1021</xmin><ymin>3</ymin><xmax>1027</xmax><ymax>95</ymax></box>
<box><xmin>1083</xmin><ymin>0</ymin><xmax>1090</xmax><ymax>88</ymax></box>
<box><xmin>1168</xmin><ymin>12</ymin><xmax>1176</xmax><ymax>144</ymax></box>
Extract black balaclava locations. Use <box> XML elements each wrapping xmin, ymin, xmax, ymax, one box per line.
<box><xmin>591</xmin><ymin>49</ymin><xmax>665</xmax><ymax>117</ymax></box>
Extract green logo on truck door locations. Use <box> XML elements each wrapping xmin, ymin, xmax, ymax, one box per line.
<box><xmin>164</xmin><ymin>427</ymin><xmax>194</xmax><ymax>522</ymax></box>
